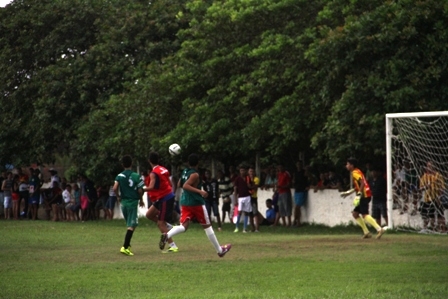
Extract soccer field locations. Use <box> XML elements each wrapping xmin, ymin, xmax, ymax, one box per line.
<box><xmin>0</xmin><ymin>220</ymin><xmax>447</xmax><ymax>299</ymax></box>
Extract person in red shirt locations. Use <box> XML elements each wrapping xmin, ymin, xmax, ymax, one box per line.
<box><xmin>276</xmin><ymin>164</ymin><xmax>292</xmax><ymax>227</ymax></box>
<box><xmin>144</xmin><ymin>152</ymin><xmax>178</xmax><ymax>253</ymax></box>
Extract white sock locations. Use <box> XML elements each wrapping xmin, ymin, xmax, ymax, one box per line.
<box><xmin>169</xmin><ymin>242</ymin><xmax>177</xmax><ymax>248</ymax></box>
<box><xmin>204</xmin><ymin>226</ymin><xmax>222</xmax><ymax>253</ymax></box>
<box><xmin>167</xmin><ymin>225</ymin><xmax>185</xmax><ymax>238</ymax></box>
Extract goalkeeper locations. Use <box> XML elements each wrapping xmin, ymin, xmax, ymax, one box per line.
<box><xmin>340</xmin><ymin>158</ymin><xmax>385</xmax><ymax>239</ymax></box>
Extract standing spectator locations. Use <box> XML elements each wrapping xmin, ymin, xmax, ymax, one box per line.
<box><xmin>0</xmin><ymin>171</ymin><xmax>5</xmax><ymax>218</ymax></box>
<box><xmin>305</xmin><ymin>165</ymin><xmax>318</xmax><ymax>188</ymax></box>
<box><xmin>159</xmin><ymin>153</ymin><xmax>231</xmax><ymax>258</ymax></box>
<box><xmin>113</xmin><ymin>155</ymin><xmax>145</xmax><ymax>256</ymax></box>
<box><xmin>364</xmin><ymin>161</ymin><xmax>374</xmax><ymax>182</ymax></box>
<box><xmin>369</xmin><ymin>168</ymin><xmax>388</xmax><ymax>227</ymax></box>
<box><xmin>203</xmin><ymin>170</ymin><xmax>222</xmax><ymax>231</ymax></box>
<box><xmin>79</xmin><ymin>175</ymin><xmax>89</xmax><ymax>221</ymax></box>
<box><xmin>293</xmin><ymin>161</ymin><xmax>309</xmax><ymax>227</ymax></box>
<box><xmin>248</xmin><ymin>166</ymin><xmax>260</xmax><ymax>232</ymax></box>
<box><xmin>217</xmin><ymin>170</ymin><xmax>233</xmax><ymax>224</ymax></box>
<box><xmin>314</xmin><ymin>171</ymin><xmax>330</xmax><ymax>193</ymax></box>
<box><xmin>63</xmin><ymin>184</ymin><xmax>75</xmax><ymax>221</ymax></box>
<box><xmin>105</xmin><ymin>184</ymin><xmax>117</xmax><ymax>220</ymax></box>
<box><xmin>233</xmin><ymin>165</ymin><xmax>253</xmax><ymax>233</ymax></box>
<box><xmin>28</xmin><ymin>169</ymin><xmax>41</xmax><ymax>220</ymax></box>
<box><xmin>403</xmin><ymin>160</ymin><xmax>419</xmax><ymax>215</ymax></box>
<box><xmin>17</xmin><ymin>168</ymin><xmax>30</xmax><ymax>219</ymax></box>
<box><xmin>340</xmin><ymin>158</ymin><xmax>385</xmax><ymax>239</ymax></box>
<box><xmin>48</xmin><ymin>181</ymin><xmax>63</xmax><ymax>222</ymax></box>
<box><xmin>49</xmin><ymin>169</ymin><xmax>61</xmax><ymax>187</ymax></box>
<box><xmin>71</xmin><ymin>183</ymin><xmax>81</xmax><ymax>221</ymax></box>
<box><xmin>2</xmin><ymin>172</ymin><xmax>13</xmax><ymax>220</ymax></box>
<box><xmin>263</xmin><ymin>166</ymin><xmax>278</xmax><ymax>190</ymax></box>
<box><xmin>12</xmin><ymin>174</ymin><xmax>20</xmax><ymax>219</ymax></box>
<box><xmin>144</xmin><ymin>152</ymin><xmax>179</xmax><ymax>253</ymax></box>
<box><xmin>419</xmin><ymin>161</ymin><xmax>446</xmax><ymax>233</ymax></box>
<box><xmin>84</xmin><ymin>176</ymin><xmax>98</xmax><ymax>220</ymax></box>
<box><xmin>95</xmin><ymin>185</ymin><xmax>108</xmax><ymax>220</ymax></box>
<box><xmin>328</xmin><ymin>169</ymin><xmax>343</xmax><ymax>191</ymax></box>
<box><xmin>393</xmin><ymin>163</ymin><xmax>406</xmax><ymax>213</ymax></box>
<box><xmin>276</xmin><ymin>164</ymin><xmax>292</xmax><ymax>227</ymax></box>
<box><xmin>228</xmin><ymin>165</ymin><xmax>239</xmax><ymax>220</ymax></box>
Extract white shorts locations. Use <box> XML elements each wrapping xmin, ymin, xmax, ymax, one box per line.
<box><xmin>238</xmin><ymin>196</ymin><xmax>252</xmax><ymax>213</ymax></box>
<box><xmin>4</xmin><ymin>196</ymin><xmax>12</xmax><ymax>209</ymax></box>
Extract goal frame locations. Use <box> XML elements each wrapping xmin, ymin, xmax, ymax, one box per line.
<box><xmin>386</xmin><ymin>111</ymin><xmax>448</xmax><ymax>228</ymax></box>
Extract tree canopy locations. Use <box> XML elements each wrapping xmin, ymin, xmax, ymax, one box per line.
<box><xmin>1</xmin><ymin>0</ymin><xmax>448</xmax><ymax>182</ymax></box>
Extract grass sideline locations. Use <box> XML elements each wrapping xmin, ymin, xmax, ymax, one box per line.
<box><xmin>1</xmin><ymin>219</ymin><xmax>447</xmax><ymax>299</ymax></box>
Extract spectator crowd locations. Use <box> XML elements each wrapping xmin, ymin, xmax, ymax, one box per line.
<box><xmin>0</xmin><ymin>158</ymin><xmax>446</xmax><ymax>234</ymax></box>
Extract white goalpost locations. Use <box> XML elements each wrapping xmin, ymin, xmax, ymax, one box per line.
<box><xmin>386</xmin><ymin>111</ymin><xmax>448</xmax><ymax>232</ymax></box>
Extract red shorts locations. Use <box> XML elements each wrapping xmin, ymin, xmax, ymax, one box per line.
<box><xmin>12</xmin><ymin>193</ymin><xmax>20</xmax><ymax>201</ymax></box>
<box><xmin>180</xmin><ymin>205</ymin><xmax>211</xmax><ymax>225</ymax></box>
<box><xmin>80</xmin><ymin>195</ymin><xmax>89</xmax><ymax>210</ymax></box>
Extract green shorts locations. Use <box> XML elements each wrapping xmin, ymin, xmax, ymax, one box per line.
<box><xmin>121</xmin><ymin>199</ymin><xmax>139</xmax><ymax>228</ymax></box>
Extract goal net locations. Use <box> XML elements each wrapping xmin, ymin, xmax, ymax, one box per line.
<box><xmin>386</xmin><ymin>111</ymin><xmax>448</xmax><ymax>233</ymax></box>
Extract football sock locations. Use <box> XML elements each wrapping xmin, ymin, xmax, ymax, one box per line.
<box><xmin>167</xmin><ymin>225</ymin><xmax>185</xmax><ymax>238</ymax></box>
<box><xmin>363</xmin><ymin>215</ymin><xmax>381</xmax><ymax>230</ymax></box>
<box><xmin>204</xmin><ymin>226</ymin><xmax>222</xmax><ymax>253</ymax></box>
<box><xmin>124</xmin><ymin>229</ymin><xmax>134</xmax><ymax>248</ymax></box>
<box><xmin>235</xmin><ymin>214</ymin><xmax>241</xmax><ymax>229</ymax></box>
<box><xmin>169</xmin><ymin>242</ymin><xmax>177</xmax><ymax>248</ymax></box>
<box><xmin>355</xmin><ymin>217</ymin><xmax>369</xmax><ymax>234</ymax></box>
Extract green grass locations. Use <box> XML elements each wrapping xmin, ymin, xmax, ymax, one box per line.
<box><xmin>1</xmin><ymin>220</ymin><xmax>447</xmax><ymax>299</ymax></box>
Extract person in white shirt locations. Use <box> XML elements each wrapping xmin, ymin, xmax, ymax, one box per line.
<box><xmin>63</xmin><ymin>184</ymin><xmax>75</xmax><ymax>221</ymax></box>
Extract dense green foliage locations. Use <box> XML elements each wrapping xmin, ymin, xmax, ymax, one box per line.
<box><xmin>2</xmin><ymin>0</ymin><xmax>448</xmax><ymax>182</ymax></box>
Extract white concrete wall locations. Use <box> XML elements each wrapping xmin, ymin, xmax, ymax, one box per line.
<box><xmin>113</xmin><ymin>189</ymin><xmax>424</xmax><ymax>229</ymax></box>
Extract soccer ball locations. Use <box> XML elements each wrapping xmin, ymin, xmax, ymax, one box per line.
<box><xmin>168</xmin><ymin>143</ymin><xmax>181</xmax><ymax>156</ymax></box>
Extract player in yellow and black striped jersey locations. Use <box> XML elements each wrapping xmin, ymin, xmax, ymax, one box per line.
<box><xmin>419</xmin><ymin>161</ymin><xmax>446</xmax><ymax>232</ymax></box>
<box><xmin>341</xmin><ymin>158</ymin><xmax>385</xmax><ymax>239</ymax></box>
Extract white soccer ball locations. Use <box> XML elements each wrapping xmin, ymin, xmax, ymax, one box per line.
<box><xmin>168</xmin><ymin>143</ymin><xmax>181</xmax><ymax>156</ymax></box>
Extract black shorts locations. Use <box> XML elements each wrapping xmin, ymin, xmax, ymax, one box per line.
<box><xmin>353</xmin><ymin>197</ymin><xmax>371</xmax><ymax>215</ymax></box>
<box><xmin>222</xmin><ymin>201</ymin><xmax>231</xmax><ymax>212</ymax></box>
<box><xmin>153</xmin><ymin>195</ymin><xmax>175</xmax><ymax>222</ymax></box>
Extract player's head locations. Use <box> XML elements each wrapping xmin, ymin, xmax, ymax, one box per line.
<box><xmin>346</xmin><ymin>157</ymin><xmax>358</xmax><ymax>171</ymax></box>
<box><xmin>122</xmin><ymin>155</ymin><xmax>133</xmax><ymax>168</ymax></box>
<box><xmin>266</xmin><ymin>199</ymin><xmax>273</xmax><ymax>208</ymax></box>
<box><xmin>188</xmin><ymin>153</ymin><xmax>199</xmax><ymax>167</ymax></box>
<box><xmin>148</xmin><ymin>152</ymin><xmax>159</xmax><ymax>165</ymax></box>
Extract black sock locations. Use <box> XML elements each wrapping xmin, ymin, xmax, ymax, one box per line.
<box><xmin>123</xmin><ymin>229</ymin><xmax>134</xmax><ymax>248</ymax></box>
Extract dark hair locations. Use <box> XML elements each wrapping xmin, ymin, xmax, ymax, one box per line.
<box><xmin>266</xmin><ymin>199</ymin><xmax>272</xmax><ymax>204</ymax></box>
<box><xmin>122</xmin><ymin>155</ymin><xmax>133</xmax><ymax>168</ymax></box>
<box><xmin>188</xmin><ymin>153</ymin><xmax>199</xmax><ymax>167</ymax></box>
<box><xmin>148</xmin><ymin>152</ymin><xmax>159</xmax><ymax>165</ymax></box>
<box><xmin>347</xmin><ymin>157</ymin><xmax>358</xmax><ymax>168</ymax></box>
<box><xmin>239</xmin><ymin>164</ymin><xmax>248</xmax><ymax>170</ymax></box>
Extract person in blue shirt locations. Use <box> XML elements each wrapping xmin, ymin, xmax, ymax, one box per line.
<box><xmin>257</xmin><ymin>198</ymin><xmax>276</xmax><ymax>226</ymax></box>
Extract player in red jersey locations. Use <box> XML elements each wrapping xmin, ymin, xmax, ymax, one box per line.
<box><xmin>144</xmin><ymin>152</ymin><xmax>179</xmax><ymax>253</ymax></box>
